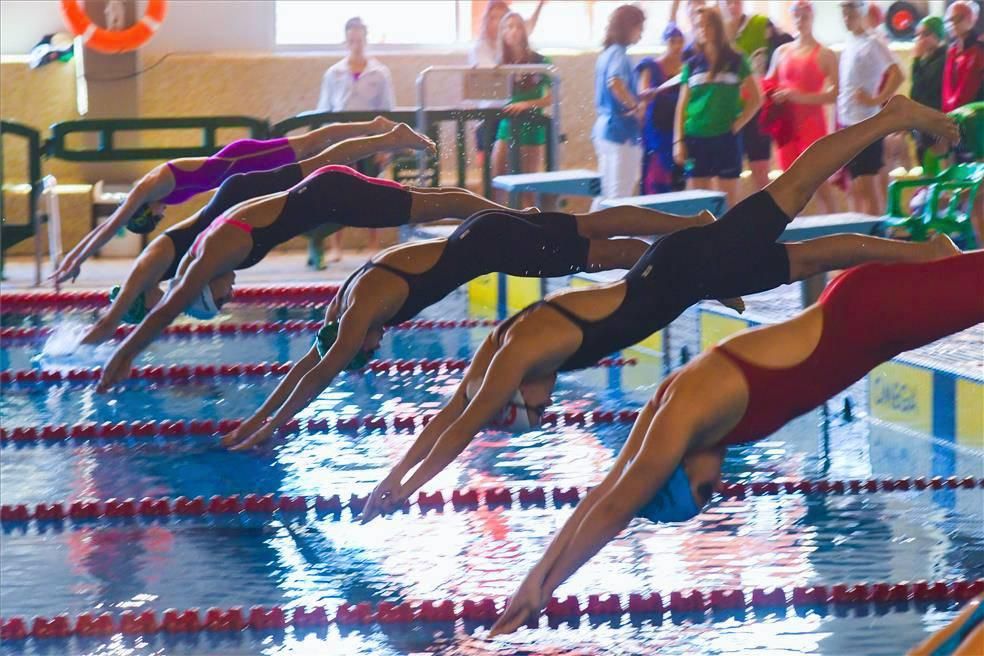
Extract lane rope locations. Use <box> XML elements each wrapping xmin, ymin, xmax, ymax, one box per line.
<box><xmin>0</xmin><ymin>285</ymin><xmax>340</xmax><ymax>311</ymax></box>
<box><xmin>0</xmin><ymin>358</ymin><xmax>638</xmax><ymax>388</ymax></box>
<box><xmin>2</xmin><ymin>579</ymin><xmax>981</xmax><ymax>639</ymax></box>
<box><xmin>1</xmin><ymin>318</ymin><xmax>499</xmax><ymax>342</ymax></box>
<box><xmin>3</xmin><ymin>477</ymin><xmax>980</xmax><ymax>527</ymax></box>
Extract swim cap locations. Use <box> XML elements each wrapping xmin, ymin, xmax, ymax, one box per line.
<box><xmin>464</xmin><ymin>380</ymin><xmax>539</xmax><ymax>431</ymax></box>
<box><xmin>315</xmin><ymin>321</ymin><xmax>372</xmax><ymax>370</ymax></box>
<box><xmin>662</xmin><ymin>22</ymin><xmax>684</xmax><ymax>42</ymax></box>
<box><xmin>126</xmin><ymin>202</ymin><xmax>164</xmax><ymax>234</ymax></box>
<box><xmin>636</xmin><ymin>464</ymin><xmax>701</xmax><ymax>523</ymax></box>
<box><xmin>947</xmin><ymin>0</ymin><xmax>980</xmax><ymax>24</ymax></box>
<box><xmin>918</xmin><ymin>16</ymin><xmax>946</xmax><ymax>40</ymax></box>
<box><xmin>108</xmin><ymin>285</ymin><xmax>148</xmax><ymax>324</ymax></box>
<box><xmin>168</xmin><ymin>277</ymin><xmax>220</xmax><ymax>321</ymax></box>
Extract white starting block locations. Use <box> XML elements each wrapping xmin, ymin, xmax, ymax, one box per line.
<box><xmin>599</xmin><ymin>189</ymin><xmax>727</xmax><ymax>216</ymax></box>
<box><xmin>492</xmin><ymin>169</ymin><xmax>601</xmax><ymax>208</ymax></box>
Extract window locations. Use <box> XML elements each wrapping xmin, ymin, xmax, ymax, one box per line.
<box><xmin>276</xmin><ymin>1</ymin><xmax>463</xmax><ymax>46</ymax></box>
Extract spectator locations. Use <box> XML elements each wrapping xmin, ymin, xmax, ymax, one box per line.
<box><xmin>674</xmin><ymin>6</ymin><xmax>761</xmax><ymax>209</ymax></box>
<box><xmin>836</xmin><ymin>0</ymin><xmax>903</xmax><ymax>216</ymax></box>
<box><xmin>943</xmin><ymin>0</ymin><xmax>984</xmax><ymax>114</ymax></box>
<box><xmin>469</xmin><ymin>0</ymin><xmax>546</xmax><ymax>66</ymax></box>
<box><xmin>765</xmin><ymin>0</ymin><xmax>838</xmax><ymax>213</ymax></box>
<box><xmin>314</xmin><ymin>17</ymin><xmax>395</xmax><ymax>266</ymax></box>
<box><xmin>669</xmin><ymin>0</ymin><xmax>706</xmax><ymax>58</ymax></box>
<box><xmin>720</xmin><ymin>0</ymin><xmax>778</xmax><ymax>193</ymax></box>
<box><xmin>591</xmin><ymin>4</ymin><xmax>646</xmax><ymax>209</ymax></box>
<box><xmin>910</xmin><ymin>15</ymin><xmax>947</xmax><ymax>167</ymax></box>
<box><xmin>470</xmin><ymin>0</ymin><xmax>546</xmax><ymax>166</ymax></box>
<box><xmin>491</xmin><ymin>12</ymin><xmax>552</xmax><ymax>206</ymax></box>
<box><xmin>635</xmin><ymin>24</ymin><xmax>687</xmax><ymax>194</ymax></box>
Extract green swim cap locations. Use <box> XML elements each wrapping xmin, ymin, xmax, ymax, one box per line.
<box><xmin>109</xmin><ymin>285</ymin><xmax>149</xmax><ymax>324</ymax></box>
<box><xmin>315</xmin><ymin>321</ymin><xmax>372</xmax><ymax>370</ymax></box>
<box><xmin>918</xmin><ymin>16</ymin><xmax>945</xmax><ymax>41</ymax></box>
<box><xmin>126</xmin><ymin>202</ymin><xmax>164</xmax><ymax>235</ymax></box>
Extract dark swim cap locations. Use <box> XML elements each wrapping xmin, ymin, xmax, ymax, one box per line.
<box><xmin>126</xmin><ymin>202</ymin><xmax>164</xmax><ymax>234</ymax></box>
<box><xmin>315</xmin><ymin>321</ymin><xmax>372</xmax><ymax>370</ymax></box>
<box><xmin>108</xmin><ymin>285</ymin><xmax>148</xmax><ymax>324</ymax></box>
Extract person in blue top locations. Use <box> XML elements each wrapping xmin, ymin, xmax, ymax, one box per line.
<box><xmin>635</xmin><ymin>23</ymin><xmax>687</xmax><ymax>194</ymax></box>
<box><xmin>591</xmin><ymin>4</ymin><xmax>646</xmax><ymax>209</ymax></box>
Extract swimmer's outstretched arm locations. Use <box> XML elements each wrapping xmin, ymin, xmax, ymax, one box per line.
<box><xmin>389</xmin><ymin>344</ymin><xmax>532</xmax><ymax>506</ymax></box>
<box><xmin>226</xmin><ymin>304</ymin><xmax>376</xmax><ymax>450</ymax></box>
<box><xmin>81</xmin><ymin>236</ymin><xmax>176</xmax><ymax>345</ymax></box>
<box><xmin>97</xmin><ymin>245</ymin><xmax>239</xmax><ymax>390</ymax></box>
<box><xmin>491</xmin><ymin>402</ymin><xmax>694</xmax><ymax>636</ymax></box>
<box><xmin>362</xmin><ymin>335</ymin><xmax>501</xmax><ymax>522</ymax></box>
<box><xmin>52</xmin><ymin>168</ymin><xmax>171</xmax><ymax>284</ymax></box>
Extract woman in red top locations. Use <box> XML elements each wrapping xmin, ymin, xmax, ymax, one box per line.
<box><xmin>765</xmin><ymin>0</ymin><xmax>838</xmax><ymax>212</ymax></box>
<box><xmin>489</xmin><ymin>97</ymin><xmax>977</xmax><ymax>636</ymax></box>
<box><xmin>943</xmin><ymin>0</ymin><xmax>984</xmax><ymax>114</ymax></box>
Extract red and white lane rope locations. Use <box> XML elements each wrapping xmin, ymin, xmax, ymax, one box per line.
<box><xmin>2</xmin><ymin>476</ymin><xmax>980</xmax><ymax>526</ymax></box>
<box><xmin>0</xmin><ymin>406</ymin><xmax>647</xmax><ymax>445</ymax></box>
<box><xmin>0</xmin><ymin>358</ymin><xmax>636</xmax><ymax>388</ymax></box>
<box><xmin>0</xmin><ymin>284</ymin><xmax>341</xmax><ymax>312</ymax></box>
<box><xmin>1</xmin><ymin>579</ymin><xmax>981</xmax><ymax>639</ymax></box>
<box><xmin>1</xmin><ymin>318</ymin><xmax>498</xmax><ymax>342</ymax></box>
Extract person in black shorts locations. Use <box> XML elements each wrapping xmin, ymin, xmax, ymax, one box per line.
<box><xmin>356</xmin><ymin>97</ymin><xmax>960</xmax><ymax>522</ymax></box>
<box><xmin>220</xmin><ymin>204</ymin><xmax>721</xmax><ymax>450</ymax></box>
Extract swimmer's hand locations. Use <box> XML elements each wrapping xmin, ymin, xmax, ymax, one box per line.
<box><xmin>489</xmin><ymin>578</ymin><xmax>545</xmax><ymax>637</ymax></box>
<box><xmin>227</xmin><ymin>421</ymin><xmax>276</xmax><ymax>451</ymax></box>
<box><xmin>220</xmin><ymin>416</ymin><xmax>265</xmax><ymax>449</ymax></box>
<box><xmin>96</xmin><ymin>350</ymin><xmax>135</xmax><ymax>392</ymax></box>
<box><xmin>361</xmin><ymin>476</ymin><xmax>403</xmax><ymax>524</ymax></box>
<box><xmin>81</xmin><ymin>317</ymin><xmax>116</xmax><ymax>346</ymax></box>
<box><xmin>49</xmin><ymin>257</ymin><xmax>81</xmax><ymax>286</ymax></box>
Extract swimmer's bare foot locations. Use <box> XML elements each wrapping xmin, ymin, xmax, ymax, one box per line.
<box><xmin>929</xmin><ymin>233</ymin><xmax>960</xmax><ymax>258</ymax></box>
<box><xmin>717</xmin><ymin>296</ymin><xmax>745</xmax><ymax>314</ymax></box>
<box><xmin>885</xmin><ymin>96</ymin><xmax>960</xmax><ymax>150</ymax></box>
<box><xmin>371</xmin><ymin>115</ymin><xmax>398</xmax><ymax>133</ymax></box>
<box><xmin>391</xmin><ymin>123</ymin><xmax>436</xmax><ymax>156</ymax></box>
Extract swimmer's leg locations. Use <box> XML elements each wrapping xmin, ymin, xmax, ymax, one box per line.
<box><xmin>288</xmin><ymin>116</ymin><xmax>399</xmax><ymax>159</ymax></box>
<box><xmin>300</xmin><ymin>124</ymin><xmax>435</xmax><ymax>175</ymax></box>
<box><xmin>408</xmin><ymin>188</ymin><xmax>519</xmax><ymax>223</ymax></box>
<box><xmin>767</xmin><ymin>96</ymin><xmax>959</xmax><ymax>219</ymax></box>
<box><xmin>786</xmin><ymin>233</ymin><xmax>960</xmax><ymax>281</ymax></box>
<box><xmin>574</xmin><ymin>205</ymin><xmax>714</xmax><ymax>239</ymax></box>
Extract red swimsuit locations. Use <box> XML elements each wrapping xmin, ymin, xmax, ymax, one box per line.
<box><xmin>714</xmin><ymin>251</ymin><xmax>984</xmax><ymax>446</ymax></box>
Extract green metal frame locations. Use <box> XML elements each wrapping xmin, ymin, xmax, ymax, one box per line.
<box><xmin>1</xmin><ymin>120</ymin><xmax>44</xmax><ymax>276</ymax></box>
<box><xmin>46</xmin><ymin>116</ymin><xmax>270</xmax><ymax>162</ymax></box>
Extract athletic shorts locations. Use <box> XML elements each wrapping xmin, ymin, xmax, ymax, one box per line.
<box><xmin>685</xmin><ymin>132</ymin><xmax>743</xmax><ymax>179</ymax></box>
<box><xmin>847</xmin><ymin>138</ymin><xmax>884</xmax><ymax>179</ymax></box>
<box><xmin>741</xmin><ymin>111</ymin><xmax>773</xmax><ymax>162</ymax></box>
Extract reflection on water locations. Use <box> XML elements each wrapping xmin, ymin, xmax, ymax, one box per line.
<box><xmin>1</xmin><ymin>298</ymin><xmax>981</xmax><ymax>655</ymax></box>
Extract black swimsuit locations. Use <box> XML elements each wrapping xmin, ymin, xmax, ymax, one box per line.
<box><xmin>497</xmin><ymin>191</ymin><xmax>793</xmax><ymax>371</ymax></box>
<box><xmin>161</xmin><ymin>163</ymin><xmax>305</xmax><ymax>280</ymax></box>
<box><xmin>338</xmin><ymin>209</ymin><xmax>591</xmax><ymax>325</ymax></box>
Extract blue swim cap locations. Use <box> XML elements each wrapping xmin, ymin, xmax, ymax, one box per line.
<box><xmin>125</xmin><ymin>202</ymin><xmax>164</xmax><ymax>234</ymax></box>
<box><xmin>108</xmin><ymin>285</ymin><xmax>148</xmax><ymax>324</ymax></box>
<box><xmin>636</xmin><ymin>464</ymin><xmax>701</xmax><ymax>523</ymax></box>
<box><xmin>315</xmin><ymin>321</ymin><xmax>372</xmax><ymax>370</ymax></box>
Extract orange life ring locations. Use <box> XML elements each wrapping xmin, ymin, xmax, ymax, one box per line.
<box><xmin>60</xmin><ymin>0</ymin><xmax>167</xmax><ymax>54</ymax></box>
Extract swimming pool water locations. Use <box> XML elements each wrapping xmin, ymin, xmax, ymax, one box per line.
<box><xmin>1</xmin><ymin>292</ymin><xmax>982</xmax><ymax>655</ymax></box>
